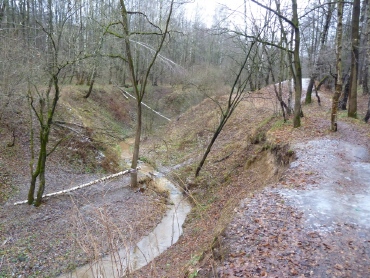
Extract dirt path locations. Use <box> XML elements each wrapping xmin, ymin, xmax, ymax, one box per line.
<box><xmin>0</xmin><ymin>141</ymin><xmax>167</xmax><ymax>278</ymax></box>
<box><xmin>216</xmin><ymin>136</ymin><xmax>370</xmax><ymax>277</ymax></box>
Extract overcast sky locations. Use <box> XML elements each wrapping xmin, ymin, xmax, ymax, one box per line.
<box><xmin>184</xmin><ymin>0</ymin><xmax>310</xmax><ymax>27</ymax></box>
<box><xmin>185</xmin><ymin>0</ymin><xmax>245</xmax><ymax>27</ymax></box>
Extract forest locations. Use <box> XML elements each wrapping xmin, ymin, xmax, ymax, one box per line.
<box><xmin>1</xmin><ymin>0</ymin><xmax>370</xmax><ymax>277</ymax></box>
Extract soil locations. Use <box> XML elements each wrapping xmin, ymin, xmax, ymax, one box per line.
<box><xmin>215</xmin><ymin>138</ymin><xmax>370</xmax><ymax>277</ymax></box>
<box><xmin>0</xmin><ymin>138</ymin><xmax>167</xmax><ymax>277</ymax></box>
<box><xmin>200</xmin><ymin>86</ymin><xmax>370</xmax><ymax>277</ymax></box>
<box><xmin>1</xmin><ymin>81</ymin><xmax>370</xmax><ymax>278</ymax></box>
<box><xmin>132</xmin><ymin>82</ymin><xmax>370</xmax><ymax>277</ymax></box>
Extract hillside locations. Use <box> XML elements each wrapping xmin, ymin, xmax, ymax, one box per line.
<box><xmin>1</xmin><ymin>81</ymin><xmax>370</xmax><ymax>277</ymax></box>
<box><xmin>0</xmin><ymin>84</ymin><xmax>181</xmax><ymax>277</ymax></box>
<box><xmin>136</xmin><ymin>82</ymin><xmax>370</xmax><ymax>277</ymax></box>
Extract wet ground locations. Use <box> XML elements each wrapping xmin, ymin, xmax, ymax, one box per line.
<box><xmin>281</xmin><ymin>139</ymin><xmax>370</xmax><ymax>230</ymax></box>
<box><xmin>216</xmin><ymin>138</ymin><xmax>370</xmax><ymax>277</ymax></box>
<box><xmin>59</xmin><ymin>139</ymin><xmax>191</xmax><ymax>277</ymax></box>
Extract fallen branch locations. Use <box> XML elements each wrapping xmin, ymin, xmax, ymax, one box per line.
<box><xmin>14</xmin><ymin>168</ymin><xmax>140</xmax><ymax>205</ymax></box>
<box><xmin>115</xmin><ymin>85</ymin><xmax>171</xmax><ymax>122</ymax></box>
<box><xmin>214</xmin><ymin>152</ymin><xmax>234</xmax><ymax>163</ymax></box>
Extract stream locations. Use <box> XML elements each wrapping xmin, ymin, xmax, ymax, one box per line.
<box><xmin>60</xmin><ymin>139</ymin><xmax>191</xmax><ymax>278</ymax></box>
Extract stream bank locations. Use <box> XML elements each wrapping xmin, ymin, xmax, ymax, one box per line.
<box><xmin>59</xmin><ymin>139</ymin><xmax>191</xmax><ymax>277</ymax></box>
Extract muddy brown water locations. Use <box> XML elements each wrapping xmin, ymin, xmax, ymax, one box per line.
<box><xmin>280</xmin><ymin>139</ymin><xmax>370</xmax><ymax>230</ymax></box>
<box><xmin>59</xmin><ymin>140</ymin><xmax>191</xmax><ymax>277</ymax></box>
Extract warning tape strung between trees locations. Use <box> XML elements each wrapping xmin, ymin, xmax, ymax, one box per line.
<box><xmin>14</xmin><ymin>168</ymin><xmax>140</xmax><ymax>205</ymax></box>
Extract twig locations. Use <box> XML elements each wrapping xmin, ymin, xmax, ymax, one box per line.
<box><xmin>214</xmin><ymin>152</ymin><xmax>234</xmax><ymax>163</ymax></box>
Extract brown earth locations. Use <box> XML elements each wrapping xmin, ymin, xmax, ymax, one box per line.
<box><xmin>1</xmin><ymin>81</ymin><xmax>370</xmax><ymax>278</ymax></box>
<box><xmin>0</xmin><ymin>154</ymin><xmax>167</xmax><ymax>277</ymax></box>
<box><xmin>0</xmin><ymin>86</ymin><xmax>169</xmax><ymax>278</ymax></box>
<box><xmin>134</xmin><ymin>82</ymin><xmax>370</xmax><ymax>277</ymax></box>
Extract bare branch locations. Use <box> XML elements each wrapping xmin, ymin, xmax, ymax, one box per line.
<box><xmin>251</xmin><ymin>0</ymin><xmax>295</xmax><ymax>27</ymax></box>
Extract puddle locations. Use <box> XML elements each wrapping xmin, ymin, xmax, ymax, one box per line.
<box><xmin>59</xmin><ymin>140</ymin><xmax>191</xmax><ymax>277</ymax></box>
<box><xmin>280</xmin><ymin>139</ymin><xmax>370</xmax><ymax>230</ymax></box>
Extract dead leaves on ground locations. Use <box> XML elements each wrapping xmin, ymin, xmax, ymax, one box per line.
<box><xmin>216</xmin><ymin>191</ymin><xmax>370</xmax><ymax>277</ymax></box>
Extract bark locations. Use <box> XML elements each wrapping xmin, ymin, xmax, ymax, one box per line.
<box><xmin>306</xmin><ymin>77</ymin><xmax>315</xmax><ymax>104</ymax></box>
<box><xmin>120</xmin><ymin>0</ymin><xmax>140</xmax><ymax>187</ymax></box>
<box><xmin>348</xmin><ymin>0</ymin><xmax>361</xmax><ymax>118</ymax></box>
<box><xmin>364</xmin><ymin>96</ymin><xmax>370</xmax><ymax>122</ymax></box>
<box><xmin>292</xmin><ymin>0</ymin><xmax>302</xmax><ymax>128</ymax></box>
<box><xmin>195</xmin><ymin>122</ymin><xmax>224</xmax><ymax>177</ymax></box>
<box><xmin>340</xmin><ymin>81</ymin><xmax>350</xmax><ymax>110</ymax></box>
<box><xmin>130</xmin><ymin>102</ymin><xmax>141</xmax><ymax>187</ymax></box>
<box><xmin>364</xmin><ymin>0</ymin><xmax>370</xmax><ymax>95</ymax></box>
<box><xmin>84</xmin><ymin>71</ymin><xmax>95</xmax><ymax>99</ymax></box>
<box><xmin>317</xmin><ymin>75</ymin><xmax>329</xmax><ymax>91</ymax></box>
<box><xmin>35</xmin><ymin>141</ymin><xmax>47</xmax><ymax>206</ymax></box>
<box><xmin>17</xmin><ymin>169</ymin><xmax>136</xmax><ymax>205</ymax></box>
<box><xmin>358</xmin><ymin>0</ymin><xmax>369</xmax><ymax>84</ymax></box>
<box><xmin>364</xmin><ymin>65</ymin><xmax>369</xmax><ymax>95</ymax></box>
<box><xmin>118</xmin><ymin>0</ymin><xmax>175</xmax><ymax>187</ymax></box>
<box><xmin>28</xmin><ymin>74</ymin><xmax>60</xmax><ymax>206</ymax></box>
<box><xmin>314</xmin><ymin>84</ymin><xmax>321</xmax><ymax>105</ymax></box>
<box><xmin>265</xmin><ymin>46</ymin><xmax>288</xmax><ymax>121</ymax></box>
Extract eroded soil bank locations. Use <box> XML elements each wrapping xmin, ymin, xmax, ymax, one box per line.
<box><xmin>216</xmin><ymin>138</ymin><xmax>370</xmax><ymax>277</ymax></box>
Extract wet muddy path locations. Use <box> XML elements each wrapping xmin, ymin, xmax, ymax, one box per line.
<box><xmin>216</xmin><ymin>138</ymin><xmax>370</xmax><ymax>277</ymax></box>
<box><xmin>60</xmin><ymin>139</ymin><xmax>191</xmax><ymax>277</ymax></box>
<box><xmin>281</xmin><ymin>139</ymin><xmax>370</xmax><ymax>230</ymax></box>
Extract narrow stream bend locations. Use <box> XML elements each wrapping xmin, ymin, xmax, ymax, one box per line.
<box><xmin>60</xmin><ymin>140</ymin><xmax>191</xmax><ymax>278</ymax></box>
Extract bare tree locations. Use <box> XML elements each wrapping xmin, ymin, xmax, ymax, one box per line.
<box><xmin>107</xmin><ymin>0</ymin><xmax>175</xmax><ymax>187</ymax></box>
<box><xmin>251</xmin><ymin>0</ymin><xmax>303</xmax><ymax>128</ymax></box>
<box><xmin>305</xmin><ymin>1</ymin><xmax>335</xmax><ymax>104</ymax></box>
<box><xmin>364</xmin><ymin>1</ymin><xmax>370</xmax><ymax>121</ymax></box>
<box><xmin>27</xmin><ymin>4</ymin><xmax>87</xmax><ymax>206</ymax></box>
<box><xmin>331</xmin><ymin>0</ymin><xmax>344</xmax><ymax>131</ymax></box>
<box><xmin>348</xmin><ymin>0</ymin><xmax>361</xmax><ymax>118</ymax></box>
<box><xmin>195</xmin><ymin>41</ymin><xmax>258</xmax><ymax>177</ymax></box>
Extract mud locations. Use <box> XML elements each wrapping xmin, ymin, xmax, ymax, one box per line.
<box><xmin>281</xmin><ymin>139</ymin><xmax>370</xmax><ymax>230</ymax></box>
<box><xmin>216</xmin><ymin>138</ymin><xmax>370</xmax><ymax>277</ymax></box>
<box><xmin>59</xmin><ymin>139</ymin><xmax>191</xmax><ymax>277</ymax></box>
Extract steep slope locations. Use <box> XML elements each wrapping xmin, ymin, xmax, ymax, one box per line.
<box><xmin>136</xmin><ymin>87</ymin><xmax>295</xmax><ymax>277</ymax></box>
<box><xmin>137</xmin><ymin>83</ymin><xmax>370</xmax><ymax>277</ymax></box>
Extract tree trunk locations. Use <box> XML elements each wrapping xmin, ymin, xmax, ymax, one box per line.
<box><xmin>305</xmin><ymin>2</ymin><xmax>334</xmax><ymax>105</ymax></box>
<box><xmin>358</xmin><ymin>0</ymin><xmax>369</xmax><ymax>85</ymax></box>
<box><xmin>364</xmin><ymin>96</ymin><xmax>370</xmax><ymax>122</ymax></box>
<box><xmin>305</xmin><ymin>77</ymin><xmax>315</xmax><ymax>104</ymax></box>
<box><xmin>340</xmin><ymin>81</ymin><xmax>350</xmax><ymax>110</ymax></box>
<box><xmin>364</xmin><ymin>65</ymin><xmax>369</xmax><ymax>95</ymax></box>
<box><xmin>28</xmin><ymin>157</ymin><xmax>41</xmax><ymax>205</ymax></box>
<box><xmin>364</xmin><ymin>0</ymin><xmax>370</xmax><ymax>95</ymax></box>
<box><xmin>84</xmin><ymin>68</ymin><xmax>96</xmax><ymax>99</ymax></box>
<box><xmin>35</xmin><ymin>138</ymin><xmax>47</xmax><ymax>206</ymax></box>
<box><xmin>348</xmin><ymin>0</ymin><xmax>361</xmax><ymax>118</ymax></box>
<box><xmin>195</xmin><ymin>124</ymin><xmax>223</xmax><ymax>177</ymax></box>
<box><xmin>292</xmin><ymin>0</ymin><xmax>302</xmax><ymax>128</ymax></box>
<box><xmin>118</xmin><ymin>0</ymin><xmax>174</xmax><ymax>187</ymax></box>
<box><xmin>130</xmin><ymin>102</ymin><xmax>142</xmax><ymax>187</ymax></box>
